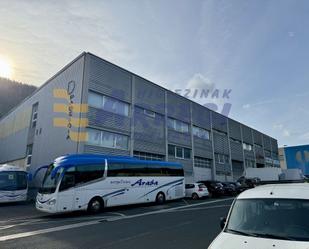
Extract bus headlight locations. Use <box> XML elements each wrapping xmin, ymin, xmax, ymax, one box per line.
<box><xmin>48</xmin><ymin>198</ymin><xmax>56</xmax><ymax>205</ymax></box>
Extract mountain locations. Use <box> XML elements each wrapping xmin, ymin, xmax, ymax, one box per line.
<box><xmin>0</xmin><ymin>77</ymin><xmax>37</xmax><ymax>119</ymax></box>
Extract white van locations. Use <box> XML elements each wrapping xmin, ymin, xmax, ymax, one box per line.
<box><xmin>208</xmin><ymin>183</ymin><xmax>309</xmax><ymax>249</ymax></box>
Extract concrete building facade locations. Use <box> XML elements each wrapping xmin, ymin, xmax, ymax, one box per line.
<box><xmin>0</xmin><ymin>53</ymin><xmax>279</xmax><ymax>186</ymax></box>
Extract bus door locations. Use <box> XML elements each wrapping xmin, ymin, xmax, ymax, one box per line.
<box><xmin>57</xmin><ymin>167</ymin><xmax>76</xmax><ymax>212</ymax></box>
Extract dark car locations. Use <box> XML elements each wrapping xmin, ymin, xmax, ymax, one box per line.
<box><xmin>197</xmin><ymin>180</ymin><xmax>224</xmax><ymax>197</ymax></box>
<box><xmin>221</xmin><ymin>182</ymin><xmax>237</xmax><ymax>196</ymax></box>
<box><xmin>227</xmin><ymin>182</ymin><xmax>246</xmax><ymax>194</ymax></box>
<box><xmin>237</xmin><ymin>176</ymin><xmax>260</xmax><ymax>189</ymax></box>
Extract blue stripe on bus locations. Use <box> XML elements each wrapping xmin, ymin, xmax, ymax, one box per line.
<box><xmin>139</xmin><ymin>178</ymin><xmax>184</xmax><ymax>199</ymax></box>
<box><xmin>110</xmin><ymin>192</ymin><xmax>126</xmax><ymax>198</ymax></box>
<box><xmin>102</xmin><ymin>188</ymin><xmax>126</xmax><ymax>198</ymax></box>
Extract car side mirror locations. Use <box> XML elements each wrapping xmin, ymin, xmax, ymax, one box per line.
<box><xmin>220</xmin><ymin>217</ymin><xmax>226</xmax><ymax>230</ymax></box>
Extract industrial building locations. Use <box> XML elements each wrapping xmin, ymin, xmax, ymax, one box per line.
<box><xmin>279</xmin><ymin>145</ymin><xmax>309</xmax><ymax>176</ymax></box>
<box><xmin>0</xmin><ymin>52</ymin><xmax>279</xmax><ymax>186</ymax></box>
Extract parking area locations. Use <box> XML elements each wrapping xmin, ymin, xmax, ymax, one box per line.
<box><xmin>0</xmin><ymin>197</ymin><xmax>234</xmax><ymax>249</ymax></box>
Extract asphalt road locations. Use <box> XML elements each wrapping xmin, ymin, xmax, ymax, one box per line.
<box><xmin>0</xmin><ymin>197</ymin><xmax>234</xmax><ymax>249</ymax></box>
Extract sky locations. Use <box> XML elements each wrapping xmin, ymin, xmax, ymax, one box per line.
<box><xmin>0</xmin><ymin>0</ymin><xmax>308</xmax><ymax>147</ymax></box>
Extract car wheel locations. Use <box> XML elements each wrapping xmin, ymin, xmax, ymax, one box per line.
<box><xmin>192</xmin><ymin>193</ymin><xmax>199</xmax><ymax>200</ymax></box>
<box><xmin>88</xmin><ymin>197</ymin><xmax>103</xmax><ymax>214</ymax></box>
<box><xmin>156</xmin><ymin>192</ymin><xmax>166</xmax><ymax>204</ymax></box>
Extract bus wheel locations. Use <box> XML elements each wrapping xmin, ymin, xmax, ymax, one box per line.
<box><xmin>88</xmin><ymin>197</ymin><xmax>103</xmax><ymax>214</ymax></box>
<box><xmin>156</xmin><ymin>192</ymin><xmax>165</xmax><ymax>204</ymax></box>
<box><xmin>192</xmin><ymin>193</ymin><xmax>199</xmax><ymax>200</ymax></box>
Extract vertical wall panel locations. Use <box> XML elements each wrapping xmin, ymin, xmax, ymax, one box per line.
<box><xmin>134</xmin><ymin>76</ymin><xmax>165</xmax><ymax>114</ymax></box>
<box><xmin>211</xmin><ymin>112</ymin><xmax>228</xmax><ymax>133</ymax></box>
<box><xmin>192</xmin><ymin>103</ymin><xmax>211</xmax><ymax>130</ymax></box>
<box><xmin>229</xmin><ymin>120</ymin><xmax>241</xmax><ymax>140</ymax></box>
<box><xmin>88</xmin><ymin>55</ymin><xmax>132</xmax><ymax>102</ymax></box>
<box><xmin>166</xmin><ymin>92</ymin><xmax>190</xmax><ymax>123</ymax></box>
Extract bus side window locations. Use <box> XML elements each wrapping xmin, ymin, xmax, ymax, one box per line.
<box><xmin>59</xmin><ymin>167</ymin><xmax>76</xmax><ymax>191</ymax></box>
<box><xmin>75</xmin><ymin>164</ymin><xmax>104</xmax><ymax>184</ymax></box>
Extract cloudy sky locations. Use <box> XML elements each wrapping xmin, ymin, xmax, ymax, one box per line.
<box><xmin>0</xmin><ymin>0</ymin><xmax>308</xmax><ymax>147</ymax></box>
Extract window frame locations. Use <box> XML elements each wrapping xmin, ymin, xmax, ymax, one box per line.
<box><xmin>87</xmin><ymin>128</ymin><xmax>129</xmax><ymax>150</ymax></box>
<box><xmin>167</xmin><ymin>117</ymin><xmax>189</xmax><ymax>133</ymax></box>
<box><xmin>193</xmin><ymin>126</ymin><xmax>210</xmax><ymax>140</ymax></box>
<box><xmin>168</xmin><ymin>144</ymin><xmax>191</xmax><ymax>160</ymax></box>
<box><xmin>88</xmin><ymin>91</ymin><xmax>130</xmax><ymax>117</ymax></box>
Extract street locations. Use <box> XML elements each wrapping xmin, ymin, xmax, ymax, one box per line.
<box><xmin>0</xmin><ymin>197</ymin><xmax>233</xmax><ymax>249</ymax></box>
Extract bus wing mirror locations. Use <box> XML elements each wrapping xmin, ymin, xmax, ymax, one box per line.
<box><xmin>33</xmin><ymin>165</ymin><xmax>49</xmax><ymax>179</ymax></box>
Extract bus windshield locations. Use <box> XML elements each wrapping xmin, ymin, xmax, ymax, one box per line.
<box><xmin>0</xmin><ymin>171</ymin><xmax>27</xmax><ymax>191</ymax></box>
<box><xmin>39</xmin><ymin>164</ymin><xmax>64</xmax><ymax>194</ymax></box>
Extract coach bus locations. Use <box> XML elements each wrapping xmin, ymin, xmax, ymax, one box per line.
<box><xmin>0</xmin><ymin>164</ymin><xmax>28</xmax><ymax>203</ymax></box>
<box><xmin>36</xmin><ymin>154</ymin><xmax>185</xmax><ymax>213</ymax></box>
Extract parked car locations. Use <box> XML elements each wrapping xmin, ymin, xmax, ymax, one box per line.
<box><xmin>228</xmin><ymin>182</ymin><xmax>247</xmax><ymax>194</ymax></box>
<box><xmin>221</xmin><ymin>182</ymin><xmax>237</xmax><ymax>196</ymax></box>
<box><xmin>185</xmin><ymin>183</ymin><xmax>209</xmax><ymax>200</ymax></box>
<box><xmin>237</xmin><ymin>176</ymin><xmax>260</xmax><ymax>188</ymax></box>
<box><xmin>197</xmin><ymin>181</ymin><xmax>224</xmax><ymax>197</ymax></box>
<box><xmin>208</xmin><ymin>183</ymin><xmax>309</xmax><ymax>249</ymax></box>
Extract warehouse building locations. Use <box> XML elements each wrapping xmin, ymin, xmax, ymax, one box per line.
<box><xmin>0</xmin><ymin>52</ymin><xmax>279</xmax><ymax>186</ymax></box>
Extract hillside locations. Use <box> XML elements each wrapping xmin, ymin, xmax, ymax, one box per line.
<box><xmin>0</xmin><ymin>77</ymin><xmax>37</xmax><ymax>118</ymax></box>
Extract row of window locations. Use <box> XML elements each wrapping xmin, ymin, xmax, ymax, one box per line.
<box><xmin>193</xmin><ymin>126</ymin><xmax>210</xmax><ymax>140</ymax></box>
<box><xmin>168</xmin><ymin>145</ymin><xmax>191</xmax><ymax>159</ymax></box>
<box><xmin>168</xmin><ymin>118</ymin><xmax>189</xmax><ymax>133</ymax></box>
<box><xmin>194</xmin><ymin>156</ymin><xmax>212</xmax><ymax>168</ymax></box>
<box><xmin>89</xmin><ymin>92</ymin><xmax>211</xmax><ymax>141</ymax></box>
<box><xmin>107</xmin><ymin>163</ymin><xmax>184</xmax><ymax>177</ymax></box>
<box><xmin>87</xmin><ymin>128</ymin><xmax>129</xmax><ymax>150</ymax></box>
<box><xmin>89</xmin><ymin>91</ymin><xmax>130</xmax><ymax>117</ymax></box>
<box><xmin>59</xmin><ymin>162</ymin><xmax>184</xmax><ymax>192</ymax></box>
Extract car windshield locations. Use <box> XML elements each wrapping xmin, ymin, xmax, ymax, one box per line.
<box><xmin>39</xmin><ymin>164</ymin><xmax>64</xmax><ymax>194</ymax></box>
<box><xmin>226</xmin><ymin>198</ymin><xmax>309</xmax><ymax>241</ymax></box>
<box><xmin>0</xmin><ymin>171</ymin><xmax>27</xmax><ymax>191</ymax></box>
<box><xmin>198</xmin><ymin>184</ymin><xmax>206</xmax><ymax>188</ymax></box>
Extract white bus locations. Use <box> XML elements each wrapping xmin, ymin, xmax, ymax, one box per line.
<box><xmin>36</xmin><ymin>154</ymin><xmax>185</xmax><ymax>213</ymax></box>
<box><xmin>0</xmin><ymin>164</ymin><xmax>28</xmax><ymax>203</ymax></box>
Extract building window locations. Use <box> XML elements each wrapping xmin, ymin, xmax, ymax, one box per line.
<box><xmin>133</xmin><ymin>151</ymin><xmax>164</xmax><ymax>161</ymax></box>
<box><xmin>87</xmin><ymin>128</ymin><xmax>129</xmax><ymax>150</ymax></box>
<box><xmin>215</xmin><ymin>153</ymin><xmax>229</xmax><ymax>164</ymax></box>
<box><xmin>167</xmin><ymin>118</ymin><xmax>189</xmax><ymax>133</ymax></box>
<box><xmin>26</xmin><ymin>144</ymin><xmax>33</xmax><ymax>166</ymax></box>
<box><xmin>168</xmin><ymin>144</ymin><xmax>191</xmax><ymax>159</ymax></box>
<box><xmin>194</xmin><ymin>157</ymin><xmax>212</xmax><ymax>168</ymax></box>
<box><xmin>143</xmin><ymin>109</ymin><xmax>156</xmax><ymax>118</ymax></box>
<box><xmin>193</xmin><ymin>126</ymin><xmax>210</xmax><ymax>140</ymax></box>
<box><xmin>31</xmin><ymin>103</ymin><xmax>39</xmax><ymax>128</ymax></box>
<box><xmin>243</xmin><ymin>143</ymin><xmax>253</xmax><ymax>151</ymax></box>
<box><xmin>88</xmin><ymin>91</ymin><xmax>129</xmax><ymax>117</ymax></box>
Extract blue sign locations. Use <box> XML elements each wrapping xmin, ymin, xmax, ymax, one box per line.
<box><xmin>284</xmin><ymin>145</ymin><xmax>309</xmax><ymax>175</ymax></box>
